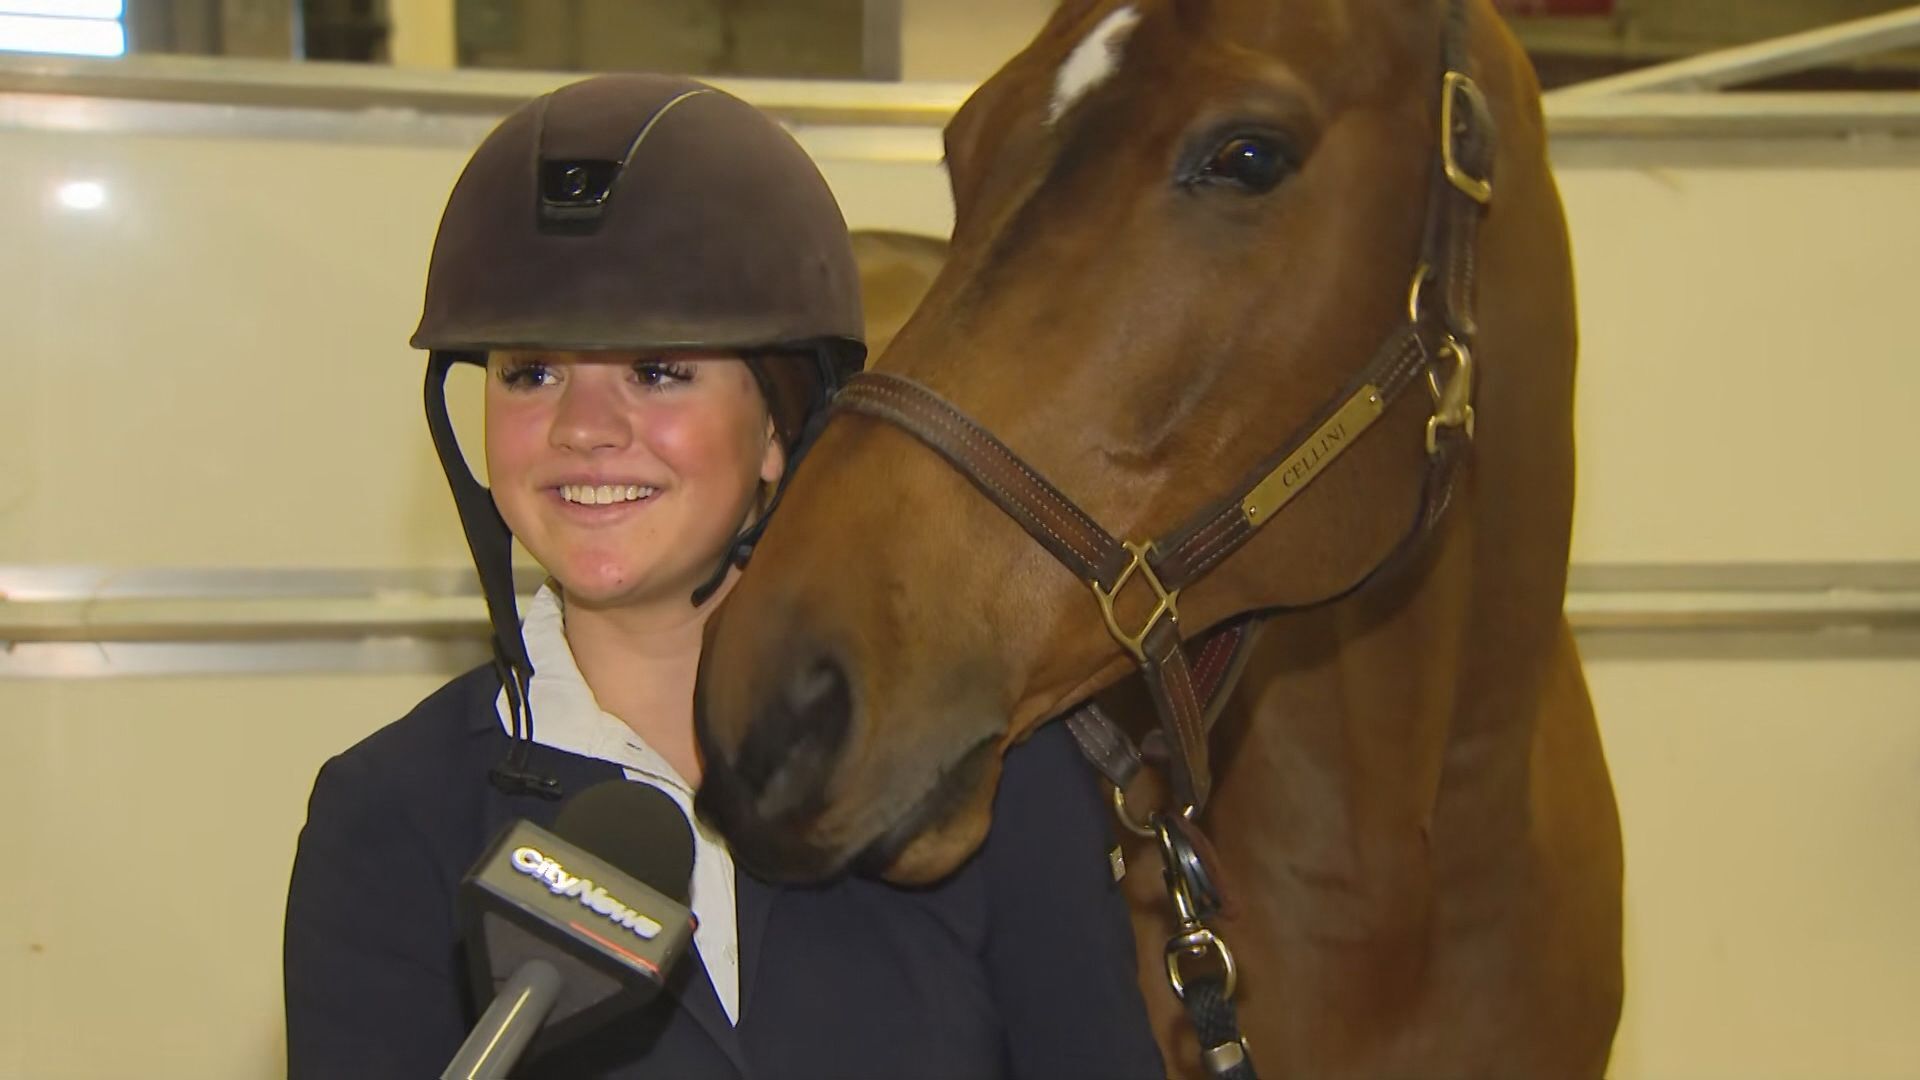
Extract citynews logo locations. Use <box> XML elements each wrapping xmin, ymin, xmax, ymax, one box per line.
<box><xmin>511</xmin><ymin>846</ymin><xmax>664</xmax><ymax>941</ymax></box>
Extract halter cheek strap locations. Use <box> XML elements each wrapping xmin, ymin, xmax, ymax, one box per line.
<box><xmin>689</xmin><ymin>383</ymin><xmax>841</xmax><ymax>607</ymax></box>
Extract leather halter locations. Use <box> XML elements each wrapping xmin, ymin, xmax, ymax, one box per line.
<box><xmin>833</xmin><ymin>4</ymin><xmax>1495</xmax><ymax>821</ymax></box>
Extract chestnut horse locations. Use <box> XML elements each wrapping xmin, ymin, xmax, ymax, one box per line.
<box><xmin>703</xmin><ymin>1</ymin><xmax>1623</xmax><ymax>1074</ymax></box>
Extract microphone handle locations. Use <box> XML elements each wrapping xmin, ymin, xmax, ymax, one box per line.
<box><xmin>441</xmin><ymin>958</ymin><xmax>564</xmax><ymax>1080</ymax></box>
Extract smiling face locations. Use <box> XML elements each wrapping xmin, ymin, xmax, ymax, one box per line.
<box><xmin>484</xmin><ymin>350</ymin><xmax>783</xmax><ymax>610</ymax></box>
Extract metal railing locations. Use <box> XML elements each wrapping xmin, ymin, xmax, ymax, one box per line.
<box><xmin>4</xmin><ymin>563</ymin><xmax>1918</xmax><ymax>676</ymax></box>
<box><xmin>1556</xmin><ymin>4</ymin><xmax>1920</xmax><ymax>96</ymax></box>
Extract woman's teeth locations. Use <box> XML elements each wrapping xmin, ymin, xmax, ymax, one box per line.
<box><xmin>560</xmin><ymin>484</ymin><xmax>656</xmax><ymax>506</ymax></box>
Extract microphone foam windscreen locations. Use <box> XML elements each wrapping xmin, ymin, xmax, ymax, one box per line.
<box><xmin>552</xmin><ymin>780</ymin><xmax>697</xmax><ymax>906</ymax></box>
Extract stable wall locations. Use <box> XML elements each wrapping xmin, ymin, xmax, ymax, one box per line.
<box><xmin>1</xmin><ymin>69</ymin><xmax>1916</xmax><ymax>1079</ymax></box>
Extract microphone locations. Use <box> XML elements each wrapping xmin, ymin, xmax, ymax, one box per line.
<box><xmin>443</xmin><ymin>781</ymin><xmax>697</xmax><ymax>1080</ymax></box>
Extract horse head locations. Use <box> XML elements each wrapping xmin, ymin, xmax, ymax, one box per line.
<box><xmin>696</xmin><ymin>0</ymin><xmax>1576</xmax><ymax>887</ymax></box>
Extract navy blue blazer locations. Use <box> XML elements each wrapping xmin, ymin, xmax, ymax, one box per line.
<box><xmin>284</xmin><ymin>665</ymin><xmax>1164</xmax><ymax>1079</ymax></box>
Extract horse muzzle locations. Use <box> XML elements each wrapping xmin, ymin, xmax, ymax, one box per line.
<box><xmin>694</xmin><ymin>610</ymin><xmax>1010</xmax><ymax>885</ymax></box>
<box><xmin>693</xmin><ymin>647</ymin><xmax>858</xmax><ymax>881</ymax></box>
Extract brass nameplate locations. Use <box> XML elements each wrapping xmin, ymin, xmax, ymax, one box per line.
<box><xmin>1241</xmin><ymin>386</ymin><xmax>1387</xmax><ymax>526</ymax></box>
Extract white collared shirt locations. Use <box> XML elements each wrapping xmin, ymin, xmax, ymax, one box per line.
<box><xmin>496</xmin><ymin>585</ymin><xmax>742</xmax><ymax>1024</ymax></box>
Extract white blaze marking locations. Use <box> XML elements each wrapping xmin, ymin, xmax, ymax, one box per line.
<box><xmin>1048</xmin><ymin>5</ymin><xmax>1143</xmax><ymax>126</ymax></box>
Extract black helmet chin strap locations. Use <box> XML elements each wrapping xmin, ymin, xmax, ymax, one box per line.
<box><xmin>688</xmin><ymin>373</ymin><xmax>839</xmax><ymax>608</ymax></box>
<box><xmin>425</xmin><ymin>353</ymin><xmax>563</xmax><ymax>800</ymax></box>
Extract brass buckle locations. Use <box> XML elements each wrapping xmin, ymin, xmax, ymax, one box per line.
<box><xmin>1425</xmin><ymin>335</ymin><xmax>1476</xmax><ymax>454</ymax></box>
<box><xmin>1091</xmin><ymin>540</ymin><xmax>1179</xmax><ymax>664</ymax></box>
<box><xmin>1440</xmin><ymin>71</ymin><xmax>1492</xmax><ymax>205</ymax></box>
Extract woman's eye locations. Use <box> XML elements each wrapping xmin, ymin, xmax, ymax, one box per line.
<box><xmin>1190</xmin><ymin>134</ymin><xmax>1296</xmax><ymax>194</ymax></box>
<box><xmin>635</xmin><ymin>361</ymin><xmax>695</xmax><ymax>388</ymax></box>
<box><xmin>499</xmin><ymin>362</ymin><xmax>555</xmax><ymax>389</ymax></box>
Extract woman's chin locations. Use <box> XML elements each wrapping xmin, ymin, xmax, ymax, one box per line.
<box><xmin>547</xmin><ymin>562</ymin><xmax>707</xmax><ymax>612</ymax></box>
<box><xmin>544</xmin><ymin>564</ymin><xmax>642</xmax><ymax>605</ymax></box>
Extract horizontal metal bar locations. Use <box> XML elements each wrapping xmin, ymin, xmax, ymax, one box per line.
<box><xmin>1565</xmin><ymin>561</ymin><xmax>1920</xmax><ymax>592</ymax></box>
<box><xmin>0</xmin><ymin>564</ymin><xmax>541</xmax><ymax>601</ymax></box>
<box><xmin>6</xmin><ymin>86</ymin><xmax>1918</xmax><ymax>155</ymax></box>
<box><xmin>5</xmin><ymin>563</ymin><xmax>1919</xmax><ymax>676</ymax></box>
<box><xmin>1542</xmin><ymin>90</ymin><xmax>1920</xmax><ymax>139</ymax></box>
<box><xmin>0</xmin><ymin>639</ymin><xmax>491</xmax><ymax>678</ymax></box>
<box><xmin>5</xmin><ymin>53</ymin><xmax>1920</xmax><ymax>149</ymax></box>
<box><xmin>13</xmin><ymin>561</ymin><xmax>1915</xmax><ymax>601</ymax></box>
<box><xmin>7</xmin><ymin>624</ymin><xmax>1916</xmax><ymax>676</ymax></box>
<box><xmin>0</xmin><ymin>51</ymin><xmax>975</xmax><ymax>127</ymax></box>
<box><xmin>1557</xmin><ymin>4</ymin><xmax>1920</xmax><ymax>97</ymax></box>
<box><xmin>16</xmin><ymin>587</ymin><xmax>1911</xmax><ymax>641</ymax></box>
<box><xmin>2</xmin><ymin>595</ymin><xmax>487</xmax><ymax>642</ymax></box>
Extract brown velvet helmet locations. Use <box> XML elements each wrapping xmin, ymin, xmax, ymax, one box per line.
<box><xmin>412</xmin><ymin>72</ymin><xmax>866</xmax><ymax>445</ymax></box>
<box><xmin>413</xmin><ymin>74</ymin><xmax>866</xmax><ymax>799</ymax></box>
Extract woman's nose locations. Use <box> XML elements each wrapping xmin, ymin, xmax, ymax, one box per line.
<box><xmin>549</xmin><ymin>376</ymin><xmax>634</xmax><ymax>452</ymax></box>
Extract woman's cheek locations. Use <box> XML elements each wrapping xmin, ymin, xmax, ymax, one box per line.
<box><xmin>485</xmin><ymin>402</ymin><xmax>544</xmax><ymax>483</ymax></box>
<box><xmin>645</xmin><ymin>409</ymin><xmax>712</xmax><ymax>473</ymax></box>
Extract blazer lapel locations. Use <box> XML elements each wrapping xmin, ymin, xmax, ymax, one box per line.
<box><xmin>734</xmin><ymin>872</ymin><xmax>778</xmax><ymax>1019</ymax></box>
<box><xmin>663</xmin><ymin>945</ymin><xmax>754</xmax><ymax>1079</ymax></box>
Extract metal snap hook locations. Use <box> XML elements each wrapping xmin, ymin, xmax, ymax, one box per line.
<box><xmin>1165</xmin><ymin>925</ymin><xmax>1239</xmax><ymax>1001</ymax></box>
<box><xmin>1425</xmin><ymin>335</ymin><xmax>1476</xmax><ymax>454</ymax></box>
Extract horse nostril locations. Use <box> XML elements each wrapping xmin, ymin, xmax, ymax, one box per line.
<box><xmin>733</xmin><ymin>656</ymin><xmax>853</xmax><ymax>821</ymax></box>
<box><xmin>789</xmin><ymin>658</ymin><xmax>846</xmax><ymax>720</ymax></box>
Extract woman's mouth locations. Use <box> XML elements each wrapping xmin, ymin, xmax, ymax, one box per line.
<box><xmin>558</xmin><ymin>483</ymin><xmax>659</xmax><ymax>506</ymax></box>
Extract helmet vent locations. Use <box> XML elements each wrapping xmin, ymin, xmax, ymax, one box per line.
<box><xmin>538</xmin><ymin>159</ymin><xmax>621</xmax><ymax>233</ymax></box>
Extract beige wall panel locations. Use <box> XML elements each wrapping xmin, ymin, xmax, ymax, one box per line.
<box><xmin>0</xmin><ymin>125</ymin><xmax>475</xmax><ymax>570</ymax></box>
<box><xmin>1591</xmin><ymin>657</ymin><xmax>1920</xmax><ymax>1079</ymax></box>
<box><xmin>0</xmin><ymin>673</ymin><xmax>445</xmax><ymax>1080</ymax></box>
<box><xmin>900</xmin><ymin>0</ymin><xmax>1051</xmax><ymax>81</ymax></box>
<box><xmin>1556</xmin><ymin>147</ymin><xmax>1920</xmax><ymax>565</ymax></box>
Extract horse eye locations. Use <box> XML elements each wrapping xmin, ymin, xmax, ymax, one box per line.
<box><xmin>1192</xmin><ymin>135</ymin><xmax>1295</xmax><ymax>193</ymax></box>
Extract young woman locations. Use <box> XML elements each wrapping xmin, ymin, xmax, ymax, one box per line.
<box><xmin>282</xmin><ymin>74</ymin><xmax>1162</xmax><ymax>1079</ymax></box>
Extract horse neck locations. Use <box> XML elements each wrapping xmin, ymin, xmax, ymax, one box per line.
<box><xmin>1220</xmin><ymin>452</ymin><xmax>1575</xmax><ymax>936</ymax></box>
<box><xmin>1229</xmin><ymin>25</ymin><xmax>1592</xmax><ymax>913</ymax></box>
